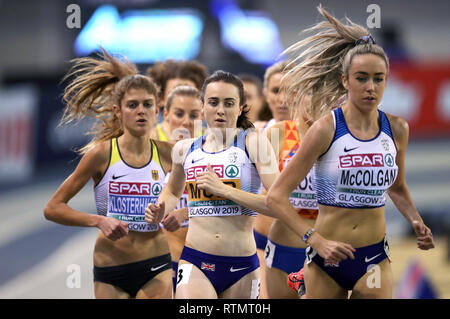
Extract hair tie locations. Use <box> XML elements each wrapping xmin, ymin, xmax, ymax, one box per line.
<box><xmin>355</xmin><ymin>34</ymin><xmax>376</xmax><ymax>46</ymax></box>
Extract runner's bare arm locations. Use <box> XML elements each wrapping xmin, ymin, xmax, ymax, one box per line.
<box><xmin>44</xmin><ymin>142</ymin><xmax>108</xmax><ymax>227</ymax></box>
<box><xmin>387</xmin><ymin>115</ymin><xmax>434</xmax><ymax>250</ymax></box>
<box><xmin>266</xmin><ymin>116</ymin><xmax>356</xmax><ymax>260</ymax></box>
<box><xmin>146</xmin><ymin>139</ymin><xmax>191</xmax><ymax>224</ymax></box>
<box><xmin>44</xmin><ymin>142</ymin><xmax>129</xmax><ymax>240</ymax></box>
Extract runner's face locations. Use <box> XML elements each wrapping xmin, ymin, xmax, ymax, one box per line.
<box><xmin>243</xmin><ymin>81</ymin><xmax>263</xmax><ymax>122</ymax></box>
<box><xmin>343</xmin><ymin>54</ymin><xmax>387</xmax><ymax>112</ymax></box>
<box><xmin>166</xmin><ymin>94</ymin><xmax>203</xmax><ymax>141</ymax></box>
<box><xmin>116</xmin><ymin>88</ymin><xmax>158</xmax><ymax>137</ymax></box>
<box><xmin>203</xmin><ymin>81</ymin><xmax>242</xmax><ymax>131</ymax></box>
<box><xmin>265</xmin><ymin>72</ymin><xmax>290</xmax><ymax>121</ymax></box>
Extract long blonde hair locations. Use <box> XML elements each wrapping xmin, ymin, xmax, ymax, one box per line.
<box><xmin>263</xmin><ymin>60</ymin><xmax>291</xmax><ymax>89</ymax></box>
<box><xmin>60</xmin><ymin>48</ymin><xmax>159</xmax><ymax>153</ymax></box>
<box><xmin>282</xmin><ymin>5</ymin><xmax>389</xmax><ymax>123</ymax></box>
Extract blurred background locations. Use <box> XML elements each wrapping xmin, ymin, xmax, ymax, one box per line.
<box><xmin>0</xmin><ymin>0</ymin><xmax>449</xmax><ymax>299</ymax></box>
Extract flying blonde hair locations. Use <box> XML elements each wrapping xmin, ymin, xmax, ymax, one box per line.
<box><xmin>282</xmin><ymin>5</ymin><xmax>389</xmax><ymax>123</ymax></box>
<box><xmin>60</xmin><ymin>48</ymin><xmax>159</xmax><ymax>153</ymax></box>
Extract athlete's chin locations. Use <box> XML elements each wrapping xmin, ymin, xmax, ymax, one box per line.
<box><xmin>212</xmin><ymin>121</ymin><xmax>228</xmax><ymax>128</ymax></box>
<box><xmin>207</xmin><ymin>126</ymin><xmax>236</xmax><ymax>134</ymax></box>
<box><xmin>353</xmin><ymin>101</ymin><xmax>380</xmax><ymax>113</ymax></box>
<box><xmin>361</xmin><ymin>99</ymin><xmax>380</xmax><ymax>107</ymax></box>
<box><xmin>128</xmin><ymin>127</ymin><xmax>150</xmax><ymax>138</ymax></box>
<box><xmin>274</xmin><ymin>110</ymin><xmax>290</xmax><ymax>121</ymax></box>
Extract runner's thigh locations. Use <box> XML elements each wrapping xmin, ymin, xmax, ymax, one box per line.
<box><xmin>303</xmin><ymin>262</ymin><xmax>347</xmax><ymax>299</ymax></box>
<box><xmin>136</xmin><ymin>269</ymin><xmax>173</xmax><ymax>299</ymax></box>
<box><xmin>350</xmin><ymin>258</ymin><xmax>393</xmax><ymax>299</ymax></box>
<box><xmin>220</xmin><ymin>268</ymin><xmax>261</xmax><ymax>299</ymax></box>
<box><xmin>94</xmin><ymin>281</ymin><xmax>131</xmax><ymax>299</ymax></box>
<box><xmin>265</xmin><ymin>266</ymin><xmax>297</xmax><ymax>299</ymax></box>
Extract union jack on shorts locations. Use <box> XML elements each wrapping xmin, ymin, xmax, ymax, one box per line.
<box><xmin>201</xmin><ymin>262</ymin><xmax>216</xmax><ymax>271</ymax></box>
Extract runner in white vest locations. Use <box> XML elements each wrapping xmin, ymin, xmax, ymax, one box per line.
<box><xmin>145</xmin><ymin>70</ymin><xmax>315</xmax><ymax>299</ymax></box>
<box><xmin>156</xmin><ymin>85</ymin><xmax>204</xmax><ymax>293</ymax></box>
<box><xmin>44</xmin><ymin>49</ymin><xmax>174</xmax><ymax>299</ymax></box>
<box><xmin>267</xmin><ymin>6</ymin><xmax>434</xmax><ymax>299</ymax></box>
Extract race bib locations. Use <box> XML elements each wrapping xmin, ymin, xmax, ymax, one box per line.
<box><xmin>336</xmin><ymin>153</ymin><xmax>397</xmax><ymax>206</ymax></box>
<box><xmin>107</xmin><ymin>181</ymin><xmax>160</xmax><ymax>232</ymax></box>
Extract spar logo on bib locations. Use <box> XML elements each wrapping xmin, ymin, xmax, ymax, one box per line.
<box><xmin>152</xmin><ymin>183</ymin><xmax>162</xmax><ymax>195</ymax></box>
<box><xmin>225</xmin><ymin>165</ymin><xmax>239</xmax><ymax>178</ymax></box>
<box><xmin>339</xmin><ymin>153</ymin><xmax>384</xmax><ymax>168</ymax></box>
<box><xmin>109</xmin><ymin>182</ymin><xmax>151</xmax><ymax>195</ymax></box>
<box><xmin>384</xmin><ymin>154</ymin><xmax>395</xmax><ymax>167</ymax></box>
<box><xmin>186</xmin><ymin>165</ymin><xmax>224</xmax><ymax>181</ymax></box>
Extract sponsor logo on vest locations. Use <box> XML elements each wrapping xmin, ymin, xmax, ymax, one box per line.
<box><xmin>186</xmin><ymin>165</ymin><xmax>224</xmax><ymax>180</ymax></box>
<box><xmin>152</xmin><ymin>183</ymin><xmax>162</xmax><ymax>195</ymax></box>
<box><xmin>339</xmin><ymin>153</ymin><xmax>384</xmax><ymax>168</ymax></box>
<box><xmin>225</xmin><ymin>164</ymin><xmax>239</xmax><ymax>178</ymax></box>
<box><xmin>112</xmin><ymin>174</ymin><xmax>127</xmax><ymax>180</ymax></box>
<box><xmin>343</xmin><ymin>146</ymin><xmax>359</xmax><ymax>153</ymax></box>
<box><xmin>385</xmin><ymin>153</ymin><xmax>395</xmax><ymax>167</ymax></box>
<box><xmin>192</xmin><ymin>157</ymin><xmax>205</xmax><ymax>164</ymax></box>
<box><xmin>109</xmin><ymin>182</ymin><xmax>151</xmax><ymax>195</ymax></box>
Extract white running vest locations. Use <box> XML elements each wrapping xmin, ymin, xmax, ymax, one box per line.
<box><xmin>94</xmin><ymin>138</ymin><xmax>166</xmax><ymax>232</ymax></box>
<box><xmin>183</xmin><ymin>130</ymin><xmax>261</xmax><ymax>218</ymax></box>
<box><xmin>314</xmin><ymin>108</ymin><xmax>398</xmax><ymax>208</ymax></box>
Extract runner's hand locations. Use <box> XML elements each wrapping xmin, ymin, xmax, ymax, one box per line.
<box><xmin>196</xmin><ymin>163</ymin><xmax>227</xmax><ymax>197</ymax></box>
<box><xmin>97</xmin><ymin>216</ymin><xmax>128</xmax><ymax>241</ymax></box>
<box><xmin>412</xmin><ymin>220</ymin><xmax>435</xmax><ymax>250</ymax></box>
<box><xmin>161</xmin><ymin>209</ymin><xmax>183</xmax><ymax>232</ymax></box>
<box><xmin>145</xmin><ymin>201</ymin><xmax>165</xmax><ymax>224</ymax></box>
<box><xmin>309</xmin><ymin>232</ymin><xmax>356</xmax><ymax>263</ymax></box>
